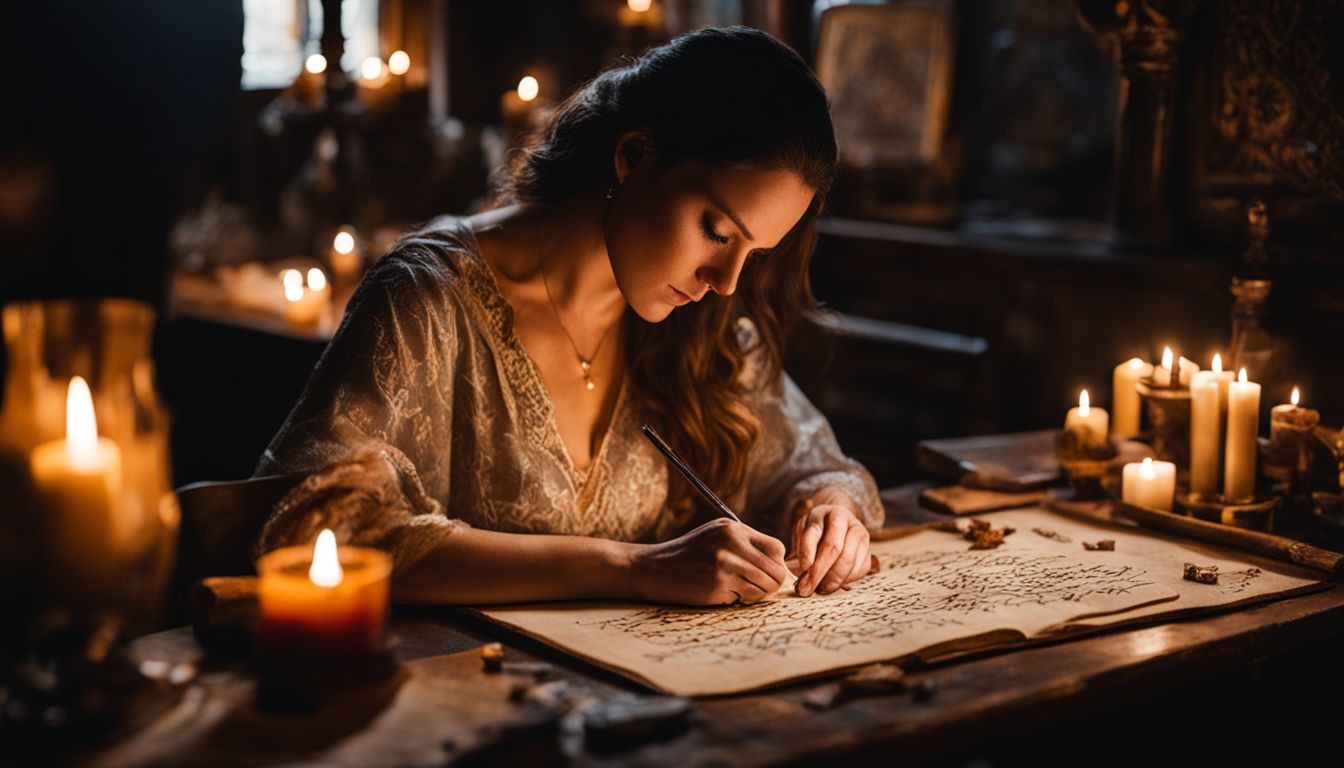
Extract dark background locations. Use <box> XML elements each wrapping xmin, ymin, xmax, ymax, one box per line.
<box><xmin>1</xmin><ymin>0</ymin><xmax>1341</xmax><ymax>491</ymax></box>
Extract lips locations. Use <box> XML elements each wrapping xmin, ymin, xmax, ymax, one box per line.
<box><xmin>668</xmin><ymin>284</ymin><xmax>693</xmax><ymax>305</ymax></box>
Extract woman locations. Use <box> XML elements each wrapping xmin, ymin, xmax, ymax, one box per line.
<box><xmin>254</xmin><ymin>26</ymin><xmax>883</xmax><ymax>607</ymax></box>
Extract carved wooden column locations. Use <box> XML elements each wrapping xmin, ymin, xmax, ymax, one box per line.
<box><xmin>1076</xmin><ymin>0</ymin><xmax>1198</xmax><ymax>249</ymax></box>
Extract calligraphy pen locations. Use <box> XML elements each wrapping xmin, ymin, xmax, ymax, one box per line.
<box><xmin>641</xmin><ymin>424</ymin><xmax>742</xmax><ymax>523</ymax></box>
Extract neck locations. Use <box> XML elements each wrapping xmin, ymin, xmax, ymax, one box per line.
<box><xmin>530</xmin><ymin>198</ymin><xmax>625</xmax><ymax>318</ymax></box>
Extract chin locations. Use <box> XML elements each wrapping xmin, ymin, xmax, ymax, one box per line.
<box><xmin>629</xmin><ymin>298</ymin><xmax>674</xmax><ymax>324</ymax></box>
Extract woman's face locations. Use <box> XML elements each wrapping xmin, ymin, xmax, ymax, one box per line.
<box><xmin>604</xmin><ymin>154</ymin><xmax>815</xmax><ymax>323</ymax></box>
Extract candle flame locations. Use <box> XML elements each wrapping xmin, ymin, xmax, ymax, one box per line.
<box><xmin>333</xmin><ymin>230</ymin><xmax>356</xmax><ymax>255</ymax></box>
<box><xmin>628</xmin><ymin>0</ymin><xmax>653</xmax><ymax>11</ymax></box>
<box><xmin>306</xmin><ymin>268</ymin><xmax>327</xmax><ymax>292</ymax></box>
<box><xmin>1238</xmin><ymin>368</ymin><xmax>1248</xmax><ymax>384</ymax></box>
<box><xmin>360</xmin><ymin>57</ymin><xmax>385</xmax><ymax>81</ymax></box>
<box><xmin>65</xmin><ymin>376</ymin><xmax>99</xmax><ymax>465</ymax></box>
<box><xmin>282</xmin><ymin>269</ymin><xmax>304</xmax><ymax>302</ymax></box>
<box><xmin>1292</xmin><ymin>387</ymin><xmax>1300</xmax><ymax>406</ymax></box>
<box><xmin>388</xmin><ymin>50</ymin><xmax>410</xmax><ymax>76</ymax></box>
<box><xmin>1128</xmin><ymin>358</ymin><xmax>1145</xmax><ymax>370</ymax></box>
<box><xmin>309</xmin><ymin>529</ymin><xmax>344</xmax><ymax>587</ymax></box>
<box><xmin>1212</xmin><ymin>353</ymin><xmax>1222</xmax><ymax>374</ymax></box>
<box><xmin>304</xmin><ymin>54</ymin><xmax>327</xmax><ymax>75</ymax></box>
<box><xmin>1140</xmin><ymin>457</ymin><xmax>1156</xmax><ymax>481</ymax></box>
<box><xmin>1162</xmin><ymin>347</ymin><xmax>1173</xmax><ymax>370</ymax></box>
<box><xmin>1078</xmin><ymin>389</ymin><xmax>1090</xmax><ymax>416</ymax></box>
<box><xmin>517</xmin><ymin>75</ymin><xmax>539</xmax><ymax>102</ymax></box>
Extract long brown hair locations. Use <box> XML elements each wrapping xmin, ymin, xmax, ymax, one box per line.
<box><xmin>496</xmin><ymin>27</ymin><xmax>838</xmax><ymax>523</ymax></box>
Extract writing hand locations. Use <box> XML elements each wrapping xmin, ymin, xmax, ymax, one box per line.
<box><xmin>629</xmin><ymin>518</ymin><xmax>790</xmax><ymax>606</ymax></box>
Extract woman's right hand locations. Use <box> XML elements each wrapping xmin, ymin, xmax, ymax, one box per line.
<box><xmin>628</xmin><ymin>518</ymin><xmax>791</xmax><ymax>606</ymax></box>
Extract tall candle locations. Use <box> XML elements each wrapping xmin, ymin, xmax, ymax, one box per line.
<box><xmin>1064</xmin><ymin>389</ymin><xmax>1109</xmax><ymax>453</ymax></box>
<box><xmin>501</xmin><ymin>75</ymin><xmax>540</xmax><ymax>143</ymax></box>
<box><xmin>257</xmin><ymin>529</ymin><xmax>392</xmax><ymax>656</ymax></box>
<box><xmin>1189</xmin><ymin>371</ymin><xmax>1223</xmax><ymax>499</ymax></box>
<box><xmin>1122</xmin><ymin>457</ymin><xmax>1176</xmax><ymax>512</ymax></box>
<box><xmin>1112</xmin><ymin>358</ymin><xmax>1152</xmax><ymax>436</ymax></box>
<box><xmin>30</xmin><ymin>376</ymin><xmax>124</xmax><ymax>596</ymax></box>
<box><xmin>1223</xmin><ymin>368</ymin><xmax>1261</xmax><ymax>501</ymax></box>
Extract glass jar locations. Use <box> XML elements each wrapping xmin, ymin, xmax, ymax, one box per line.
<box><xmin>0</xmin><ymin>299</ymin><xmax>178</xmax><ymax>623</ymax></box>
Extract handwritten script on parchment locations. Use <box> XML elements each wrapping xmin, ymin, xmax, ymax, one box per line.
<box><xmin>477</xmin><ymin>508</ymin><xmax>1323</xmax><ymax>696</ymax></box>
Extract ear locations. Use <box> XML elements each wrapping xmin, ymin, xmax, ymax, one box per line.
<box><xmin>612</xmin><ymin>129</ymin><xmax>656</xmax><ymax>184</ymax></box>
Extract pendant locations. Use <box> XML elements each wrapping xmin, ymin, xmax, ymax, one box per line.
<box><xmin>580</xmin><ymin>359</ymin><xmax>595</xmax><ymax>391</ymax></box>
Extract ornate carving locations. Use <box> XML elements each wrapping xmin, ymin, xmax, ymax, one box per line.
<box><xmin>1207</xmin><ymin>0</ymin><xmax>1344</xmax><ymax>199</ymax></box>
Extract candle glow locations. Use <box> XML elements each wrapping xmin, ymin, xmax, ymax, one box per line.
<box><xmin>305</xmin><ymin>54</ymin><xmax>327</xmax><ymax>75</ymax></box>
<box><xmin>1162</xmin><ymin>347</ymin><xmax>1173</xmax><ymax>370</ymax></box>
<box><xmin>306</xmin><ymin>268</ymin><xmax>327</xmax><ymax>292</ymax></box>
<box><xmin>65</xmin><ymin>376</ymin><xmax>99</xmax><ymax>467</ymax></box>
<box><xmin>387</xmin><ymin>50</ymin><xmax>410</xmax><ymax>76</ymax></box>
<box><xmin>628</xmin><ymin>0</ymin><xmax>653</xmax><ymax>11</ymax></box>
<box><xmin>1140</xmin><ymin>457</ymin><xmax>1156</xmax><ymax>481</ymax></box>
<box><xmin>517</xmin><ymin>75</ymin><xmax>539</xmax><ymax>102</ymax></box>
<box><xmin>1212</xmin><ymin>353</ymin><xmax>1222</xmax><ymax>374</ymax></box>
<box><xmin>1291</xmin><ymin>387</ymin><xmax>1300</xmax><ymax>406</ymax></box>
<box><xmin>282</xmin><ymin>269</ymin><xmax>304</xmax><ymax>302</ymax></box>
<box><xmin>361</xmin><ymin>57</ymin><xmax>385</xmax><ymax>81</ymax></box>
<box><xmin>309</xmin><ymin>529</ymin><xmax>344</xmax><ymax>587</ymax></box>
<box><xmin>1079</xmin><ymin>389</ymin><xmax>1090</xmax><ymax>417</ymax></box>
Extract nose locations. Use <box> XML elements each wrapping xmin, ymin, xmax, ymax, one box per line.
<box><xmin>695</xmin><ymin>247</ymin><xmax>751</xmax><ymax>297</ymax></box>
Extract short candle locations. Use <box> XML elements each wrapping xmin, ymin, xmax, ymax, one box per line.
<box><xmin>1122</xmin><ymin>457</ymin><xmax>1176</xmax><ymax>512</ymax></box>
<box><xmin>257</xmin><ymin>529</ymin><xmax>392</xmax><ymax>657</ymax></box>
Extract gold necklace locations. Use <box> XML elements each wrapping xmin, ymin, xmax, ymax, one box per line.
<box><xmin>535</xmin><ymin>223</ymin><xmax>617</xmax><ymax>392</ymax></box>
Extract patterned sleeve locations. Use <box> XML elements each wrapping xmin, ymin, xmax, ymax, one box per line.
<box><xmin>731</xmin><ymin>318</ymin><xmax>885</xmax><ymax>542</ymax></box>
<box><xmin>252</xmin><ymin>247</ymin><xmax>470</xmax><ymax>574</ymax></box>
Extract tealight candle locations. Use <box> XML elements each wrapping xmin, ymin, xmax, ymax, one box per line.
<box><xmin>501</xmin><ymin>75</ymin><xmax>541</xmax><ymax>144</ymax></box>
<box><xmin>1223</xmin><ymin>368</ymin><xmax>1261</xmax><ymax>501</ymax></box>
<box><xmin>257</xmin><ymin>529</ymin><xmax>392</xmax><ymax>657</ymax></box>
<box><xmin>328</xmin><ymin>228</ymin><xmax>363</xmax><ymax>285</ymax></box>
<box><xmin>30</xmin><ymin>376</ymin><xmax>124</xmax><ymax>597</ymax></box>
<box><xmin>1112</xmin><ymin>357</ymin><xmax>1152</xmax><ymax>437</ymax></box>
<box><xmin>281</xmin><ymin>268</ymin><xmax>330</xmax><ymax>326</ymax></box>
<box><xmin>1064</xmin><ymin>389</ymin><xmax>1109</xmax><ymax>453</ymax></box>
<box><xmin>1122</xmin><ymin>457</ymin><xmax>1176</xmax><ymax>512</ymax></box>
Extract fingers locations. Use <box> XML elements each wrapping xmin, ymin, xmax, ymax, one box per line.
<box><xmin>796</xmin><ymin>513</ymin><xmax>848</xmax><ymax>597</ymax></box>
<box><xmin>844</xmin><ymin>532</ymin><xmax>872</xmax><ymax>585</ymax></box>
<box><xmin>794</xmin><ymin>513</ymin><xmax>824</xmax><ymax>575</ymax></box>
<box><xmin>819</xmin><ymin>523</ymin><xmax>870</xmax><ymax>594</ymax></box>
<box><xmin>715</xmin><ymin>550</ymin><xmax>772</xmax><ymax>604</ymax></box>
<box><xmin>745</xmin><ymin>530</ymin><xmax>790</xmax><ymax>585</ymax></box>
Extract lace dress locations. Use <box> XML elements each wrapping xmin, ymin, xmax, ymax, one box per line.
<box><xmin>253</xmin><ymin>216</ymin><xmax>884</xmax><ymax>574</ymax></box>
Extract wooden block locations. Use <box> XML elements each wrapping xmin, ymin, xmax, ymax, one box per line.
<box><xmin>919</xmin><ymin>484</ymin><xmax>1048</xmax><ymax>516</ymax></box>
<box><xmin>188</xmin><ymin>576</ymin><xmax>258</xmax><ymax>659</ymax></box>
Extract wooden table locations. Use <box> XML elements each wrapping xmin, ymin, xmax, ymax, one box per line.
<box><xmin>87</xmin><ymin>519</ymin><xmax>1344</xmax><ymax>766</ymax></box>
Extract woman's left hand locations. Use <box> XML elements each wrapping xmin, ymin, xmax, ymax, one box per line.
<box><xmin>790</xmin><ymin>490</ymin><xmax>871</xmax><ymax>597</ymax></box>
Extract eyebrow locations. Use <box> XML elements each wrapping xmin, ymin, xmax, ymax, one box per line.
<box><xmin>704</xmin><ymin>188</ymin><xmax>754</xmax><ymax>242</ymax></box>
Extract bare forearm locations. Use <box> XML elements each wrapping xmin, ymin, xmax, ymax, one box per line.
<box><xmin>391</xmin><ymin>527</ymin><xmax>640</xmax><ymax>605</ymax></box>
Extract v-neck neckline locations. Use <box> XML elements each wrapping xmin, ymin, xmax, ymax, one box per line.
<box><xmin>453</xmin><ymin>218</ymin><xmax>629</xmax><ymax>488</ymax></box>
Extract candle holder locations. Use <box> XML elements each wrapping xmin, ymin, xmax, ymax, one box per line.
<box><xmin>1136</xmin><ymin>378</ymin><xmax>1191</xmax><ymax>467</ymax></box>
<box><xmin>1175</xmin><ymin>489</ymin><xmax>1278</xmax><ymax>532</ymax></box>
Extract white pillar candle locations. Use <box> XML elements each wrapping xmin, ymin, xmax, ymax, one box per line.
<box><xmin>1223</xmin><ymin>368</ymin><xmax>1261</xmax><ymax>501</ymax></box>
<box><xmin>1122</xmin><ymin>457</ymin><xmax>1176</xmax><ymax>512</ymax></box>
<box><xmin>30</xmin><ymin>377</ymin><xmax>124</xmax><ymax>595</ymax></box>
<box><xmin>1189</xmin><ymin>371</ymin><xmax>1223</xmax><ymax>499</ymax></box>
<box><xmin>1064</xmin><ymin>389</ymin><xmax>1109</xmax><ymax>452</ymax></box>
<box><xmin>1112</xmin><ymin>358</ymin><xmax>1152</xmax><ymax>436</ymax></box>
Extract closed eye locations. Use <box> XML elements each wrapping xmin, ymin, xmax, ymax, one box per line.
<box><xmin>701</xmin><ymin>212</ymin><xmax>730</xmax><ymax>245</ymax></box>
